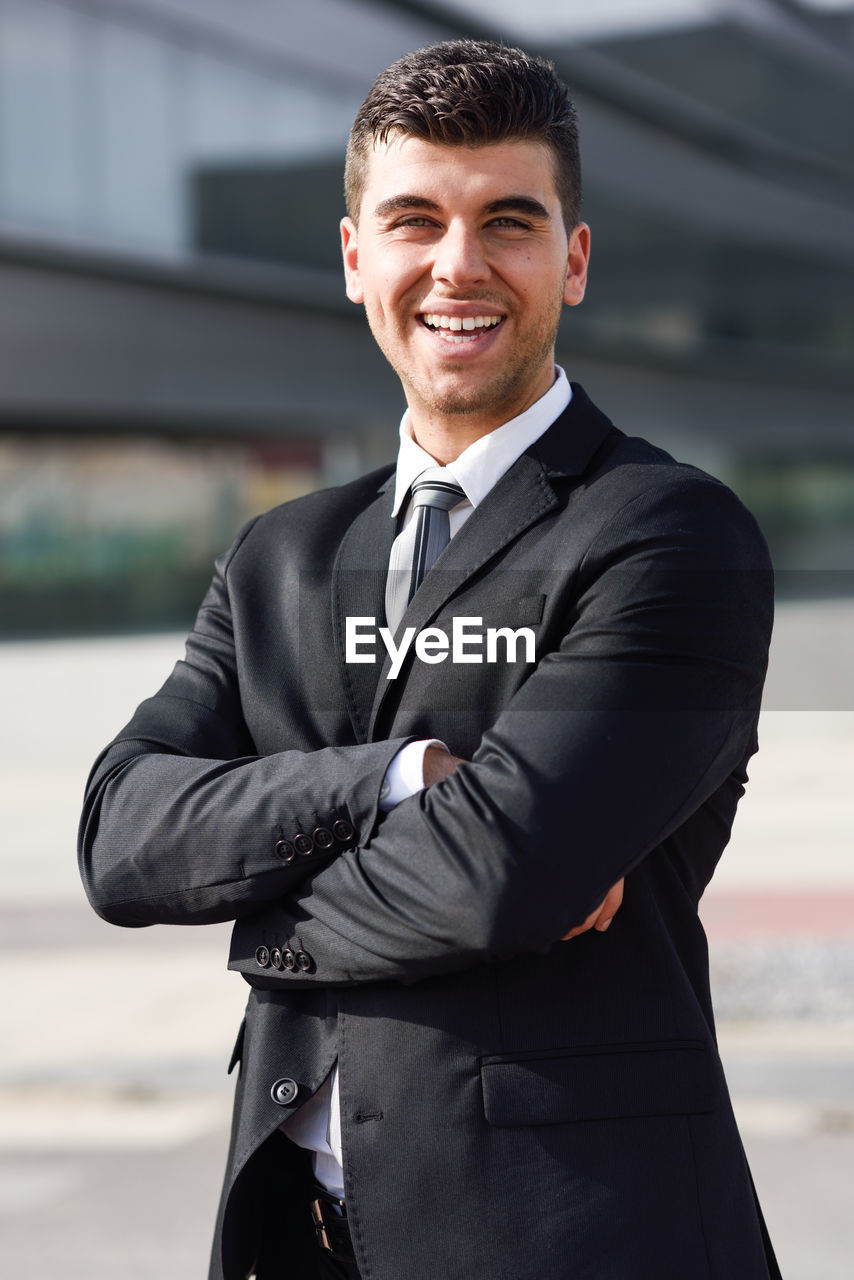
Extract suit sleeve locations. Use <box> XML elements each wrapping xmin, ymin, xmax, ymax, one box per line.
<box><xmin>228</xmin><ymin>476</ymin><xmax>774</xmax><ymax>986</ymax></box>
<box><xmin>78</xmin><ymin>518</ymin><xmax>412</xmax><ymax>927</ymax></box>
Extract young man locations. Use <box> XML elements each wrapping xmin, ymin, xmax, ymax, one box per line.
<box><xmin>80</xmin><ymin>40</ymin><xmax>780</xmax><ymax>1280</ymax></box>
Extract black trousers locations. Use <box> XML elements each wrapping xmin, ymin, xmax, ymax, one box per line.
<box><xmin>254</xmin><ymin>1199</ymin><xmax>363</xmax><ymax>1280</ymax></box>
<box><xmin>252</xmin><ymin>1132</ymin><xmax>363</xmax><ymax>1279</ymax></box>
<box><xmin>315</xmin><ymin>1248</ymin><xmax>363</xmax><ymax>1279</ymax></box>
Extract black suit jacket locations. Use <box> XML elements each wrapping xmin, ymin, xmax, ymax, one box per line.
<box><xmin>80</xmin><ymin>386</ymin><xmax>779</xmax><ymax>1280</ymax></box>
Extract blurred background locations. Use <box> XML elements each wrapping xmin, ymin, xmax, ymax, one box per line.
<box><xmin>0</xmin><ymin>1</ymin><xmax>852</xmax><ymax>1277</ymax></box>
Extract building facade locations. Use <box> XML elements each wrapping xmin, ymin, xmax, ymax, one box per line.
<box><xmin>1</xmin><ymin>0</ymin><xmax>852</xmax><ymax>634</ymax></box>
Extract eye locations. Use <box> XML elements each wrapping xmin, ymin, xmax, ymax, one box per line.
<box><xmin>487</xmin><ymin>216</ymin><xmax>531</xmax><ymax>232</ymax></box>
<box><xmin>394</xmin><ymin>216</ymin><xmax>436</xmax><ymax>229</ymax></box>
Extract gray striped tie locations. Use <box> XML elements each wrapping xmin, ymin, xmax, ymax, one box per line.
<box><xmin>385</xmin><ymin>467</ymin><xmax>466</xmax><ymax>633</ymax></box>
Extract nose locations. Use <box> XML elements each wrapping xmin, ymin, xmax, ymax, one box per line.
<box><xmin>431</xmin><ymin>220</ymin><xmax>488</xmax><ymax>288</ymax></box>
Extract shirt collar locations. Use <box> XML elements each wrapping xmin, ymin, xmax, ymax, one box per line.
<box><xmin>391</xmin><ymin>367</ymin><xmax>572</xmax><ymax>517</ymax></box>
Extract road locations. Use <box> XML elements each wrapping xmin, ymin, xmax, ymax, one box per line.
<box><xmin>1</xmin><ymin>606</ymin><xmax>852</xmax><ymax>1278</ymax></box>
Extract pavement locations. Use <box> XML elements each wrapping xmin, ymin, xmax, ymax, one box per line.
<box><xmin>1</xmin><ymin>601</ymin><xmax>852</xmax><ymax>1279</ymax></box>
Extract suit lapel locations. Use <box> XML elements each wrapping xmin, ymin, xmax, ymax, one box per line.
<box><xmin>366</xmin><ymin>386</ymin><xmax>615</xmax><ymax>740</ymax></box>
<box><xmin>529</xmin><ymin>382</ymin><xmax>616</xmax><ymax>481</ymax></box>
<box><xmin>331</xmin><ymin>474</ymin><xmax>397</xmax><ymax>743</ymax></box>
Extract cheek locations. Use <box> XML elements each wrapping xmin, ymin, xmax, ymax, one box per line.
<box><xmin>503</xmin><ymin>252</ymin><xmax>564</xmax><ymax>306</ymax></box>
<box><xmin>361</xmin><ymin>266</ymin><xmax>413</xmax><ymax>325</ymax></box>
<box><xmin>375</xmin><ymin>247</ymin><xmax>429</xmax><ymax>303</ymax></box>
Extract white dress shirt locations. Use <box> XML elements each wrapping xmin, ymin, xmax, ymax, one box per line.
<box><xmin>280</xmin><ymin>368</ymin><xmax>573</xmax><ymax>1196</ymax></box>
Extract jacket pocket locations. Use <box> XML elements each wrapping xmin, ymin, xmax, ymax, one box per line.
<box><xmin>509</xmin><ymin>594</ymin><xmax>546</xmax><ymax>625</ymax></box>
<box><xmin>481</xmin><ymin>1038</ymin><xmax>715</xmax><ymax>1127</ymax></box>
<box><xmin>477</xmin><ymin>593</ymin><xmax>545</xmax><ymax>627</ymax></box>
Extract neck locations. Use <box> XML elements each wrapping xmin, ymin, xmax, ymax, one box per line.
<box><xmin>407</xmin><ymin>417</ymin><xmax>494</xmax><ymax>465</ymax></box>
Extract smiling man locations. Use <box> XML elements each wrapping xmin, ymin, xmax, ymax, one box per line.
<box><xmin>80</xmin><ymin>40</ymin><xmax>781</xmax><ymax>1280</ymax></box>
<box><xmin>341</xmin><ymin>135</ymin><xmax>590</xmax><ymax>456</ymax></box>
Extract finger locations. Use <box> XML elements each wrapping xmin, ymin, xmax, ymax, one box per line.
<box><xmin>560</xmin><ymin>902</ymin><xmax>602</xmax><ymax>941</ymax></box>
<box><xmin>593</xmin><ymin>877</ymin><xmax>625</xmax><ymax>932</ymax></box>
<box><xmin>561</xmin><ymin>878</ymin><xmax>625</xmax><ymax>941</ymax></box>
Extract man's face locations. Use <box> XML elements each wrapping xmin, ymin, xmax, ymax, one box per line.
<box><xmin>341</xmin><ymin>136</ymin><xmax>590</xmax><ymax>438</ymax></box>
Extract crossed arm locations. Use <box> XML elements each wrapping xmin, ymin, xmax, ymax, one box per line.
<box><xmin>423</xmin><ymin>745</ymin><xmax>624</xmax><ymax>939</ymax></box>
<box><xmin>79</xmin><ymin>475</ymin><xmax>771</xmax><ymax>986</ymax></box>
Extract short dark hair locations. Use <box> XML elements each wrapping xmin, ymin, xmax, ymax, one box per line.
<box><xmin>345</xmin><ymin>39</ymin><xmax>582</xmax><ymax>231</ymax></box>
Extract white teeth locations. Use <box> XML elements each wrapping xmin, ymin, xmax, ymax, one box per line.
<box><xmin>423</xmin><ymin>313</ymin><xmax>503</xmax><ymax>332</ymax></box>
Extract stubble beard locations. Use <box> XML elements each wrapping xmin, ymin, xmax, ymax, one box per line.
<box><xmin>367</xmin><ymin>294</ymin><xmax>564</xmax><ymax>423</ymax></box>
<box><xmin>405</xmin><ymin>355</ymin><xmax>543</xmax><ymax>419</ymax></box>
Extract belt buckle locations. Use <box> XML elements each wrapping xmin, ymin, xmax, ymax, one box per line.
<box><xmin>309</xmin><ymin>1197</ymin><xmax>334</xmax><ymax>1253</ymax></box>
<box><xmin>310</xmin><ymin>1193</ymin><xmax>352</xmax><ymax>1261</ymax></box>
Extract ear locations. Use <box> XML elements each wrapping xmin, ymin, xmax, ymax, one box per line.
<box><xmin>563</xmin><ymin>222</ymin><xmax>590</xmax><ymax>308</ymax></box>
<box><xmin>341</xmin><ymin>217</ymin><xmax>364</xmax><ymax>304</ymax></box>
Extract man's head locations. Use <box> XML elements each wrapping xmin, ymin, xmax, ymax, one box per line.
<box><xmin>341</xmin><ymin>40</ymin><xmax>590</xmax><ymax>457</ymax></box>
<box><xmin>345</xmin><ymin>40</ymin><xmax>582</xmax><ymax>234</ymax></box>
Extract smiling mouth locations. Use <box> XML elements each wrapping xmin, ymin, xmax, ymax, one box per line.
<box><xmin>419</xmin><ymin>312</ymin><xmax>505</xmax><ymax>344</ymax></box>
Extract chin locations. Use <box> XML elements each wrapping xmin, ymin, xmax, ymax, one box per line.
<box><xmin>438</xmin><ymin>379</ymin><xmax>527</xmax><ymax>420</ymax></box>
<box><xmin>424</xmin><ymin>392</ymin><xmax>495</xmax><ymax>418</ymax></box>
<box><xmin>410</xmin><ymin>372</ymin><xmax>498</xmax><ymax>416</ymax></box>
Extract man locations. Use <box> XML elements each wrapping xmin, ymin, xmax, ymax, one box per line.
<box><xmin>79</xmin><ymin>39</ymin><xmax>780</xmax><ymax>1280</ymax></box>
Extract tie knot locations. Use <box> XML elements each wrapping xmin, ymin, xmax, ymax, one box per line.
<box><xmin>411</xmin><ymin>468</ymin><xmax>465</xmax><ymax>513</ymax></box>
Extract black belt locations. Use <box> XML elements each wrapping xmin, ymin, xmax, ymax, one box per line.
<box><xmin>309</xmin><ymin>1186</ymin><xmax>356</xmax><ymax>1264</ymax></box>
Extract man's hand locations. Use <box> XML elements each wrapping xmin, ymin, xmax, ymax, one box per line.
<box><xmin>423</xmin><ymin>745</ymin><xmax>466</xmax><ymax>786</ymax></box>
<box><xmin>561</xmin><ymin>878</ymin><xmax>624</xmax><ymax>940</ymax></box>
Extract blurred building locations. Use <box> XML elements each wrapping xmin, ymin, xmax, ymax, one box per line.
<box><xmin>0</xmin><ymin>0</ymin><xmax>852</xmax><ymax>636</ymax></box>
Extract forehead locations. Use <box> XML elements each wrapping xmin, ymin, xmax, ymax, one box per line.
<box><xmin>360</xmin><ymin>135</ymin><xmax>560</xmax><ymax>216</ymax></box>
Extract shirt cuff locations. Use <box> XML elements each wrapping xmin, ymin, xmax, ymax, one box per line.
<box><xmin>378</xmin><ymin>739</ymin><xmax>449</xmax><ymax>811</ymax></box>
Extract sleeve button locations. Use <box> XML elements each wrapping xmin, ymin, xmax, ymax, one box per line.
<box><xmin>270</xmin><ymin>947</ymin><xmax>284</xmax><ymax>970</ymax></box>
<box><xmin>313</xmin><ymin>826</ymin><xmax>334</xmax><ymax>850</ymax></box>
<box><xmin>293</xmin><ymin>833</ymin><xmax>314</xmax><ymax>856</ymax></box>
<box><xmin>275</xmin><ymin>839</ymin><xmax>296</xmax><ymax>862</ymax></box>
<box><xmin>295</xmin><ymin>949</ymin><xmax>312</xmax><ymax>972</ymax></box>
<box><xmin>283</xmin><ymin>947</ymin><xmax>296</xmax><ymax>970</ymax></box>
<box><xmin>332</xmin><ymin>819</ymin><xmax>355</xmax><ymax>844</ymax></box>
<box><xmin>271</xmin><ymin>1078</ymin><xmax>299</xmax><ymax>1106</ymax></box>
<box><xmin>255</xmin><ymin>946</ymin><xmax>270</xmax><ymax>968</ymax></box>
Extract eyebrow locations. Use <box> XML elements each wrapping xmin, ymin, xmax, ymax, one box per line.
<box><xmin>372</xmin><ymin>194</ymin><xmax>551</xmax><ymax>221</ymax></box>
<box><xmin>372</xmin><ymin>195</ymin><xmax>441</xmax><ymax>219</ymax></box>
<box><xmin>483</xmin><ymin>197</ymin><xmax>551</xmax><ymax>220</ymax></box>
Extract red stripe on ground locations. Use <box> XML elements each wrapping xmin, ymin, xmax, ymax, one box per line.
<box><xmin>699</xmin><ymin>890</ymin><xmax>854</xmax><ymax>941</ymax></box>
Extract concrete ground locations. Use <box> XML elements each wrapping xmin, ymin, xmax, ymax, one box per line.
<box><xmin>1</xmin><ymin>602</ymin><xmax>852</xmax><ymax>1278</ymax></box>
